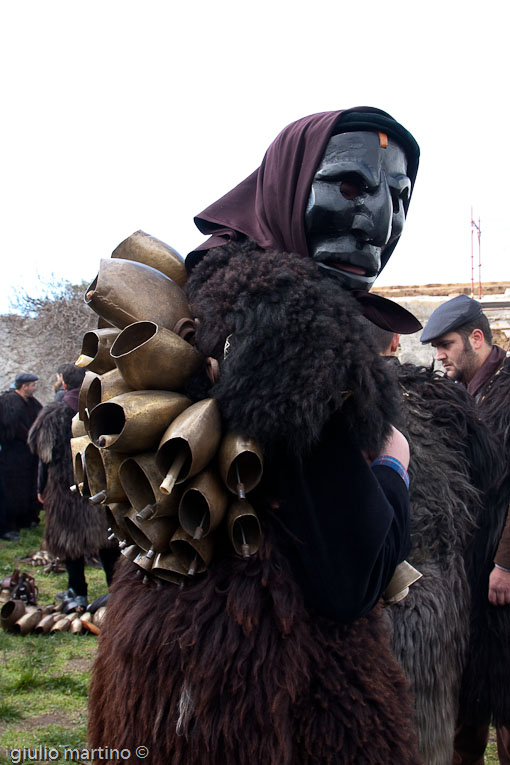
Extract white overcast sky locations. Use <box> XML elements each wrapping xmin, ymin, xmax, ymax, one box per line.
<box><xmin>1</xmin><ymin>1</ymin><xmax>508</xmax><ymax>313</ymax></box>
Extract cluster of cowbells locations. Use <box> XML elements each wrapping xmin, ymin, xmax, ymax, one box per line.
<box><xmin>0</xmin><ymin>598</ymin><xmax>105</xmax><ymax>635</ymax></box>
<box><xmin>72</xmin><ymin>231</ymin><xmax>264</xmax><ymax>586</ymax></box>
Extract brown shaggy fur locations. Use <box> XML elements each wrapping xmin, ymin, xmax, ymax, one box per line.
<box><xmin>89</xmin><ymin>525</ymin><xmax>419</xmax><ymax>764</ymax></box>
<box><xmin>28</xmin><ymin>402</ymin><xmax>111</xmax><ymax>560</ymax></box>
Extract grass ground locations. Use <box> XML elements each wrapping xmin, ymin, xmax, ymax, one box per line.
<box><xmin>0</xmin><ymin>518</ymin><xmax>502</xmax><ymax>764</ymax></box>
<box><xmin>0</xmin><ymin>516</ymin><xmax>105</xmax><ymax>764</ymax></box>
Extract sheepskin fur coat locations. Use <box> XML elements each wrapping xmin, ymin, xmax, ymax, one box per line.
<box><xmin>28</xmin><ymin>401</ymin><xmax>111</xmax><ymax>560</ymax></box>
<box><xmin>386</xmin><ymin>362</ymin><xmax>497</xmax><ymax>765</ymax></box>
<box><xmin>457</xmin><ymin>354</ymin><xmax>510</xmax><ymax>729</ymax></box>
<box><xmin>89</xmin><ymin>243</ymin><xmax>420</xmax><ymax>764</ymax></box>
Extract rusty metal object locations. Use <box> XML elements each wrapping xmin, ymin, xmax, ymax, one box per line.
<box><xmin>156</xmin><ymin>399</ymin><xmax>221</xmax><ymax>496</ymax></box>
<box><xmin>120</xmin><ymin>544</ymin><xmax>142</xmax><ymax>562</ymax></box>
<box><xmin>111</xmin><ymin>321</ymin><xmax>202</xmax><ymax>391</ymax></box>
<box><xmin>76</xmin><ymin>328</ymin><xmax>120</xmax><ymax>375</ymax></box>
<box><xmin>227</xmin><ymin>500</ymin><xmax>262</xmax><ymax>558</ymax></box>
<box><xmin>218</xmin><ymin>433</ymin><xmax>264</xmax><ymax>499</ymax></box>
<box><xmin>84</xmin><ymin>443</ymin><xmax>128</xmax><ymax>504</ymax></box>
<box><xmin>111</xmin><ymin>230</ymin><xmax>187</xmax><ymax>287</ymax></box>
<box><xmin>119</xmin><ymin>453</ymin><xmax>181</xmax><ymax>520</ymax></box>
<box><xmin>78</xmin><ymin>371</ymin><xmax>99</xmax><ymax>422</ymax></box>
<box><xmin>84</xmin><ymin>258</ymin><xmax>192</xmax><ymax>331</ymax></box>
<box><xmin>178</xmin><ymin>468</ymin><xmax>228</xmax><ymax>540</ymax></box>
<box><xmin>88</xmin><ymin>391</ymin><xmax>191</xmax><ymax>454</ymax></box>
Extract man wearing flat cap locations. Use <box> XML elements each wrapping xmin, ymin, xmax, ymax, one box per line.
<box><xmin>422</xmin><ymin>295</ymin><xmax>510</xmax><ymax>764</ymax></box>
<box><xmin>0</xmin><ymin>372</ymin><xmax>42</xmax><ymax>536</ymax></box>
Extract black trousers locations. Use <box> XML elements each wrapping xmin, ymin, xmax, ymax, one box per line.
<box><xmin>65</xmin><ymin>547</ymin><xmax>121</xmax><ymax>597</ymax></box>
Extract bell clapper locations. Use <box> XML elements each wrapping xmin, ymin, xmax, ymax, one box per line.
<box><xmin>240</xmin><ymin>524</ymin><xmax>250</xmax><ymax>559</ymax></box>
<box><xmin>193</xmin><ymin>512</ymin><xmax>208</xmax><ymax>541</ymax></box>
<box><xmin>160</xmin><ymin>449</ymin><xmax>187</xmax><ymax>495</ymax></box>
<box><xmin>75</xmin><ymin>354</ymin><xmax>94</xmax><ymax>367</ymax></box>
<box><xmin>107</xmin><ymin>533</ymin><xmax>116</xmax><ymax>542</ymax></box>
<box><xmin>187</xmin><ymin>555</ymin><xmax>199</xmax><ymax>576</ymax></box>
<box><xmin>235</xmin><ymin>462</ymin><xmax>246</xmax><ymax>500</ymax></box>
<box><xmin>70</xmin><ymin>484</ymin><xmax>78</xmax><ymax>494</ymax></box>
<box><xmin>90</xmin><ymin>489</ymin><xmax>107</xmax><ymax>504</ymax></box>
<box><xmin>136</xmin><ymin>504</ymin><xmax>156</xmax><ymax>521</ymax></box>
<box><xmin>146</xmin><ymin>548</ymin><xmax>156</xmax><ymax>560</ymax></box>
<box><xmin>98</xmin><ymin>435</ymin><xmax>116</xmax><ymax>448</ymax></box>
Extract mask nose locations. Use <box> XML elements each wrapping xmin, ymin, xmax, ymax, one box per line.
<box><xmin>351</xmin><ymin>182</ymin><xmax>393</xmax><ymax>247</ymax></box>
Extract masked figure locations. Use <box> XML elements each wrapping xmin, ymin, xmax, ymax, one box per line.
<box><xmin>89</xmin><ymin>108</ymin><xmax>421</xmax><ymax>764</ymax></box>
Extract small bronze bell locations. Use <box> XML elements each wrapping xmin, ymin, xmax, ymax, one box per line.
<box><xmin>34</xmin><ymin>613</ymin><xmax>59</xmax><ymax>634</ymax></box>
<box><xmin>14</xmin><ymin>610</ymin><xmax>42</xmax><ymax>635</ymax></box>
<box><xmin>88</xmin><ymin>390</ymin><xmax>191</xmax><ymax>453</ymax></box>
<box><xmin>156</xmin><ymin>399</ymin><xmax>221</xmax><ymax>496</ymax></box>
<box><xmin>110</xmin><ymin>321</ymin><xmax>202</xmax><ymax>391</ymax></box>
<box><xmin>227</xmin><ymin>500</ymin><xmax>262</xmax><ymax>558</ymax></box>
<box><xmin>178</xmin><ymin>468</ymin><xmax>228</xmax><ymax>540</ymax></box>
<box><xmin>120</xmin><ymin>544</ymin><xmax>142</xmax><ymax>562</ymax></box>
<box><xmin>170</xmin><ymin>526</ymin><xmax>214</xmax><ymax>576</ymax></box>
<box><xmin>76</xmin><ymin>328</ymin><xmax>120</xmax><ymax>375</ymax></box>
<box><xmin>152</xmin><ymin>552</ymin><xmax>188</xmax><ymax>585</ymax></box>
<box><xmin>1</xmin><ymin>599</ymin><xmax>26</xmax><ymax>630</ymax></box>
<box><xmin>111</xmin><ymin>230</ymin><xmax>187</xmax><ymax>287</ymax></box>
<box><xmin>218</xmin><ymin>433</ymin><xmax>264</xmax><ymax>499</ymax></box>
<box><xmin>85</xmin><ymin>258</ymin><xmax>192</xmax><ymax>332</ymax></box>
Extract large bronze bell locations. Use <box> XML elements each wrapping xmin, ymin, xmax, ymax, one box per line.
<box><xmin>85</xmin><ymin>369</ymin><xmax>133</xmax><ymax>418</ymax></box>
<box><xmin>88</xmin><ymin>390</ymin><xmax>191</xmax><ymax>453</ymax></box>
<box><xmin>227</xmin><ymin>499</ymin><xmax>262</xmax><ymax>558</ymax></box>
<box><xmin>118</xmin><ymin>453</ymin><xmax>182</xmax><ymax>520</ymax></box>
<box><xmin>178</xmin><ymin>468</ymin><xmax>228</xmax><ymax>540</ymax></box>
<box><xmin>218</xmin><ymin>433</ymin><xmax>264</xmax><ymax>499</ymax></box>
<box><xmin>84</xmin><ymin>258</ymin><xmax>192</xmax><ymax>332</ymax></box>
<box><xmin>156</xmin><ymin>398</ymin><xmax>221</xmax><ymax>496</ymax></box>
<box><xmin>13</xmin><ymin>610</ymin><xmax>42</xmax><ymax>635</ymax></box>
<box><xmin>84</xmin><ymin>443</ymin><xmax>128</xmax><ymax>505</ymax></box>
<box><xmin>111</xmin><ymin>230</ymin><xmax>187</xmax><ymax>287</ymax></box>
<box><xmin>110</xmin><ymin>321</ymin><xmax>202</xmax><ymax>391</ymax></box>
<box><xmin>123</xmin><ymin>507</ymin><xmax>177</xmax><ymax>556</ymax></box>
<box><xmin>76</xmin><ymin>328</ymin><xmax>120</xmax><ymax>375</ymax></box>
<box><xmin>170</xmin><ymin>526</ymin><xmax>214</xmax><ymax>576</ymax></box>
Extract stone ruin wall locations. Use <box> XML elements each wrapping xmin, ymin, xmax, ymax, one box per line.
<box><xmin>1</xmin><ymin>282</ymin><xmax>509</xmax><ymax>405</ymax></box>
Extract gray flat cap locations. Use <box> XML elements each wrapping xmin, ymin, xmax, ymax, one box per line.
<box><xmin>14</xmin><ymin>372</ymin><xmax>38</xmax><ymax>386</ymax></box>
<box><xmin>420</xmin><ymin>295</ymin><xmax>483</xmax><ymax>344</ymax></box>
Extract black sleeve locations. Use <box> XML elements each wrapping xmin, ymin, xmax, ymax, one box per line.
<box><xmin>273</xmin><ymin>418</ymin><xmax>411</xmax><ymax>623</ymax></box>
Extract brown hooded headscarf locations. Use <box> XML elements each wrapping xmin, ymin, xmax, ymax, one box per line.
<box><xmin>186</xmin><ymin>107</ymin><xmax>419</xmax><ymax>272</ymax></box>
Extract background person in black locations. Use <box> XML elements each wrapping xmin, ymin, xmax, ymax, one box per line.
<box><xmin>0</xmin><ymin>372</ymin><xmax>42</xmax><ymax>533</ymax></box>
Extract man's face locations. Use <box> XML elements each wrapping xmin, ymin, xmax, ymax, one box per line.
<box><xmin>431</xmin><ymin>331</ymin><xmax>480</xmax><ymax>383</ymax></box>
<box><xmin>305</xmin><ymin>131</ymin><xmax>410</xmax><ymax>291</ymax></box>
<box><xmin>21</xmin><ymin>381</ymin><xmax>37</xmax><ymax>398</ymax></box>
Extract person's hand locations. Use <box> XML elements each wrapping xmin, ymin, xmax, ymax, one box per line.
<box><xmin>488</xmin><ymin>566</ymin><xmax>510</xmax><ymax>606</ymax></box>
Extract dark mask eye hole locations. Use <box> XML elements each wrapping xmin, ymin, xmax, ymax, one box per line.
<box><xmin>340</xmin><ymin>178</ymin><xmax>363</xmax><ymax>200</ymax></box>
